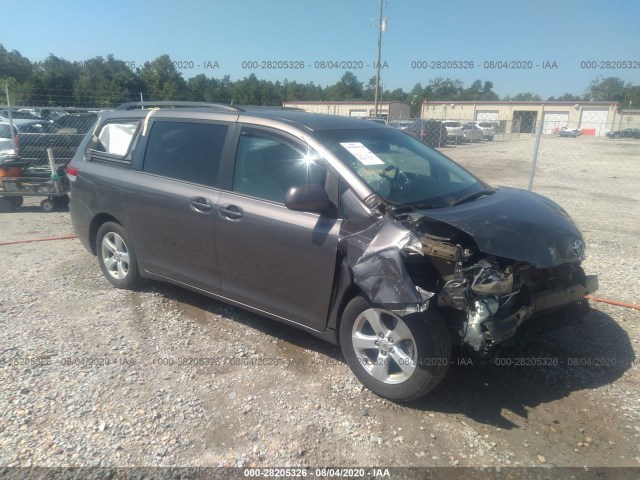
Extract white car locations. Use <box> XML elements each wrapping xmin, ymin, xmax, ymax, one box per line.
<box><xmin>0</xmin><ymin>122</ymin><xmax>17</xmax><ymax>156</ymax></box>
<box><xmin>443</xmin><ymin>121</ymin><xmax>464</xmax><ymax>144</ymax></box>
<box><xmin>472</xmin><ymin>121</ymin><xmax>496</xmax><ymax>141</ymax></box>
<box><xmin>462</xmin><ymin>122</ymin><xmax>484</xmax><ymax>142</ymax></box>
<box><xmin>558</xmin><ymin>127</ymin><xmax>582</xmax><ymax>138</ymax></box>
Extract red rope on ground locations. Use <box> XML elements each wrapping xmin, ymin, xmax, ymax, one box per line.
<box><xmin>585</xmin><ymin>295</ymin><xmax>640</xmax><ymax>311</ymax></box>
<box><xmin>0</xmin><ymin>236</ymin><xmax>638</xmax><ymax>313</ymax></box>
<box><xmin>0</xmin><ymin>235</ymin><xmax>78</xmax><ymax>246</ymax></box>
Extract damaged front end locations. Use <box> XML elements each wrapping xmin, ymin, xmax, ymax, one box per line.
<box><xmin>341</xmin><ymin>186</ymin><xmax>598</xmax><ymax>355</ymax></box>
<box><xmin>436</xmin><ymin>253</ymin><xmax>597</xmax><ymax>352</ymax></box>
<box><xmin>395</xmin><ymin>199</ymin><xmax>598</xmax><ymax>353</ymax></box>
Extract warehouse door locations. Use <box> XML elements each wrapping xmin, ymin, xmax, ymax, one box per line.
<box><xmin>579</xmin><ymin>109</ymin><xmax>608</xmax><ymax>136</ymax></box>
<box><xmin>543</xmin><ymin>112</ymin><xmax>570</xmax><ymax>134</ymax></box>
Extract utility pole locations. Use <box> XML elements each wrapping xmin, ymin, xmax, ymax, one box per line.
<box><xmin>373</xmin><ymin>0</ymin><xmax>385</xmax><ymax>118</ymax></box>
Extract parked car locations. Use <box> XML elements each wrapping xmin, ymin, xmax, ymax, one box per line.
<box><xmin>0</xmin><ymin>109</ymin><xmax>40</xmax><ymax>120</ymax></box>
<box><xmin>606</xmin><ymin>128</ymin><xmax>640</xmax><ymax>139</ymax></box>
<box><xmin>362</xmin><ymin>117</ymin><xmax>388</xmax><ymax>125</ymax></box>
<box><xmin>0</xmin><ymin>125</ymin><xmax>15</xmax><ymax>156</ymax></box>
<box><xmin>462</xmin><ymin>122</ymin><xmax>484</xmax><ymax>142</ymax></box>
<box><xmin>442</xmin><ymin>121</ymin><xmax>464</xmax><ymax>144</ymax></box>
<box><xmin>68</xmin><ymin>101</ymin><xmax>598</xmax><ymax>402</ymax></box>
<box><xmin>558</xmin><ymin>127</ymin><xmax>582</xmax><ymax>138</ymax></box>
<box><xmin>471</xmin><ymin>121</ymin><xmax>496</xmax><ymax>141</ymax></box>
<box><xmin>389</xmin><ymin>119</ymin><xmax>448</xmax><ymax>148</ymax></box>
<box><xmin>0</xmin><ymin>119</ymin><xmax>86</xmax><ymax>166</ymax></box>
<box><xmin>387</xmin><ymin>119</ymin><xmax>414</xmax><ymax>131</ymax></box>
<box><xmin>55</xmin><ymin>112</ymin><xmax>98</xmax><ymax>134</ymax></box>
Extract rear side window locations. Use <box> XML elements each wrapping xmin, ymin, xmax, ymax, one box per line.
<box><xmin>143</xmin><ymin>121</ymin><xmax>228</xmax><ymax>187</ymax></box>
<box><xmin>0</xmin><ymin>125</ymin><xmax>11</xmax><ymax>138</ymax></box>
<box><xmin>90</xmin><ymin>121</ymin><xmax>139</xmax><ymax>157</ymax></box>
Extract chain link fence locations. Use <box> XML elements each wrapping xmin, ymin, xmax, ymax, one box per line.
<box><xmin>2</xmin><ymin>86</ymin><xmax>639</xmax><ymax>190</ymax></box>
<box><xmin>387</xmin><ymin>108</ymin><xmax>639</xmax><ymax>189</ymax></box>
<box><xmin>1</xmin><ymin>87</ymin><xmax>100</xmax><ymax>167</ymax></box>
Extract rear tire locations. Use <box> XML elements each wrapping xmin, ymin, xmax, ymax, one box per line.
<box><xmin>96</xmin><ymin>222</ymin><xmax>144</xmax><ymax>289</ymax></box>
<box><xmin>339</xmin><ymin>295</ymin><xmax>451</xmax><ymax>402</ymax></box>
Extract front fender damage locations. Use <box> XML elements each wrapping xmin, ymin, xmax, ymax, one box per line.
<box><xmin>340</xmin><ymin>218</ymin><xmax>433</xmax><ymax>315</ymax></box>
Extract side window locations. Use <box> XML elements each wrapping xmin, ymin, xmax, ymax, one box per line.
<box><xmin>232</xmin><ymin>128</ymin><xmax>326</xmax><ymax>203</ymax></box>
<box><xmin>143</xmin><ymin>121</ymin><xmax>228</xmax><ymax>187</ymax></box>
<box><xmin>89</xmin><ymin>120</ymin><xmax>139</xmax><ymax>159</ymax></box>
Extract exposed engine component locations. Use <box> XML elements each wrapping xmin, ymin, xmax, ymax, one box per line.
<box><xmin>469</xmin><ymin>259</ymin><xmax>514</xmax><ymax>295</ymax></box>
<box><xmin>435</xmin><ymin>257</ymin><xmax>524</xmax><ymax>351</ymax></box>
<box><xmin>464</xmin><ymin>297</ymin><xmax>499</xmax><ymax>350</ymax></box>
<box><xmin>393</xmin><ymin>208</ymin><xmax>597</xmax><ymax>353</ymax></box>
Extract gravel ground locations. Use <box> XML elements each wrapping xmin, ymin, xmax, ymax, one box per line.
<box><xmin>0</xmin><ymin>136</ymin><xmax>639</xmax><ymax>471</ymax></box>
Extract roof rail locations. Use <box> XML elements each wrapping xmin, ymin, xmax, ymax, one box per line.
<box><xmin>115</xmin><ymin>101</ymin><xmax>242</xmax><ymax>111</ymax></box>
<box><xmin>235</xmin><ymin>105</ymin><xmax>305</xmax><ymax>112</ymax></box>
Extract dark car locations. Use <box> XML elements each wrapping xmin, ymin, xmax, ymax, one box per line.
<box><xmin>606</xmin><ymin>128</ymin><xmax>640</xmax><ymax>139</ymax></box>
<box><xmin>55</xmin><ymin>113</ymin><xmax>98</xmax><ymax>134</ymax></box>
<box><xmin>0</xmin><ymin>119</ymin><xmax>86</xmax><ymax>166</ymax></box>
<box><xmin>68</xmin><ymin>102</ymin><xmax>598</xmax><ymax>402</ymax></box>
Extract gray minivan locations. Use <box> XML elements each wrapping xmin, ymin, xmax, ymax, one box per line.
<box><xmin>68</xmin><ymin>102</ymin><xmax>597</xmax><ymax>402</ymax></box>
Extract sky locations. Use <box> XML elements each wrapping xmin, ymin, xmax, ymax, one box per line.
<box><xmin>1</xmin><ymin>0</ymin><xmax>639</xmax><ymax>99</ymax></box>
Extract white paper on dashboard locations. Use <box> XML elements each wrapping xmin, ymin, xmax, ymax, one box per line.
<box><xmin>339</xmin><ymin>142</ymin><xmax>385</xmax><ymax>165</ymax></box>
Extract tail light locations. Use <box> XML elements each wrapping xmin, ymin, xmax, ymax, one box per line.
<box><xmin>14</xmin><ymin>132</ymin><xmax>19</xmax><ymax>152</ymax></box>
<box><xmin>66</xmin><ymin>165</ymin><xmax>79</xmax><ymax>182</ymax></box>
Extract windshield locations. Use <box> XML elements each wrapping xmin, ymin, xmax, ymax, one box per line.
<box><xmin>314</xmin><ymin>127</ymin><xmax>491</xmax><ymax>208</ymax></box>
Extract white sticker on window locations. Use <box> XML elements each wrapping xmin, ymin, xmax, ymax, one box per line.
<box><xmin>340</xmin><ymin>142</ymin><xmax>385</xmax><ymax>165</ymax></box>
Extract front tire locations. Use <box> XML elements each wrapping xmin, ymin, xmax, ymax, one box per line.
<box><xmin>339</xmin><ymin>296</ymin><xmax>451</xmax><ymax>402</ymax></box>
<box><xmin>96</xmin><ymin>222</ymin><xmax>144</xmax><ymax>289</ymax></box>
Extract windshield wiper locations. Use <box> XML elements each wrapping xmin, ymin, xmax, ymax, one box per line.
<box><xmin>450</xmin><ymin>189</ymin><xmax>496</xmax><ymax>207</ymax></box>
<box><xmin>408</xmin><ymin>202</ymin><xmax>439</xmax><ymax>210</ymax></box>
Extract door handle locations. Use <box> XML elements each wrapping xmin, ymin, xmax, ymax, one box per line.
<box><xmin>190</xmin><ymin>196</ymin><xmax>213</xmax><ymax>213</ymax></box>
<box><xmin>219</xmin><ymin>204</ymin><xmax>243</xmax><ymax>220</ymax></box>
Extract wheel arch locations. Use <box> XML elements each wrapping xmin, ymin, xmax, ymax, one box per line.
<box><xmin>325</xmin><ymin>255</ymin><xmax>366</xmax><ymax>346</ymax></box>
<box><xmin>89</xmin><ymin>213</ymin><xmax>122</xmax><ymax>255</ymax></box>
<box><xmin>333</xmin><ymin>284</ymin><xmax>366</xmax><ymax>346</ymax></box>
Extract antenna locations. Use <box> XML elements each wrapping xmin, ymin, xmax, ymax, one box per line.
<box><xmin>373</xmin><ymin>0</ymin><xmax>386</xmax><ymax>118</ymax></box>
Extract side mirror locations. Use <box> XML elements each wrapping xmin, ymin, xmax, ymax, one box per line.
<box><xmin>284</xmin><ymin>184</ymin><xmax>331</xmax><ymax>213</ymax></box>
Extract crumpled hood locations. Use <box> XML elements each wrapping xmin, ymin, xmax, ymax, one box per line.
<box><xmin>415</xmin><ymin>186</ymin><xmax>585</xmax><ymax>268</ymax></box>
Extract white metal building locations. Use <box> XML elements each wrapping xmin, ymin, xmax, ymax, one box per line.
<box><xmin>421</xmin><ymin>101</ymin><xmax>625</xmax><ymax>136</ymax></box>
<box><xmin>282</xmin><ymin>101</ymin><xmax>411</xmax><ymax>120</ymax></box>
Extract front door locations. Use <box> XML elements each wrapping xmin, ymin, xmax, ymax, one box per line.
<box><xmin>215</xmin><ymin>127</ymin><xmax>340</xmax><ymax>331</ymax></box>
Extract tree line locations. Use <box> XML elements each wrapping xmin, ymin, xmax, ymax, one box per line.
<box><xmin>1</xmin><ymin>45</ymin><xmax>639</xmax><ymax>115</ymax></box>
